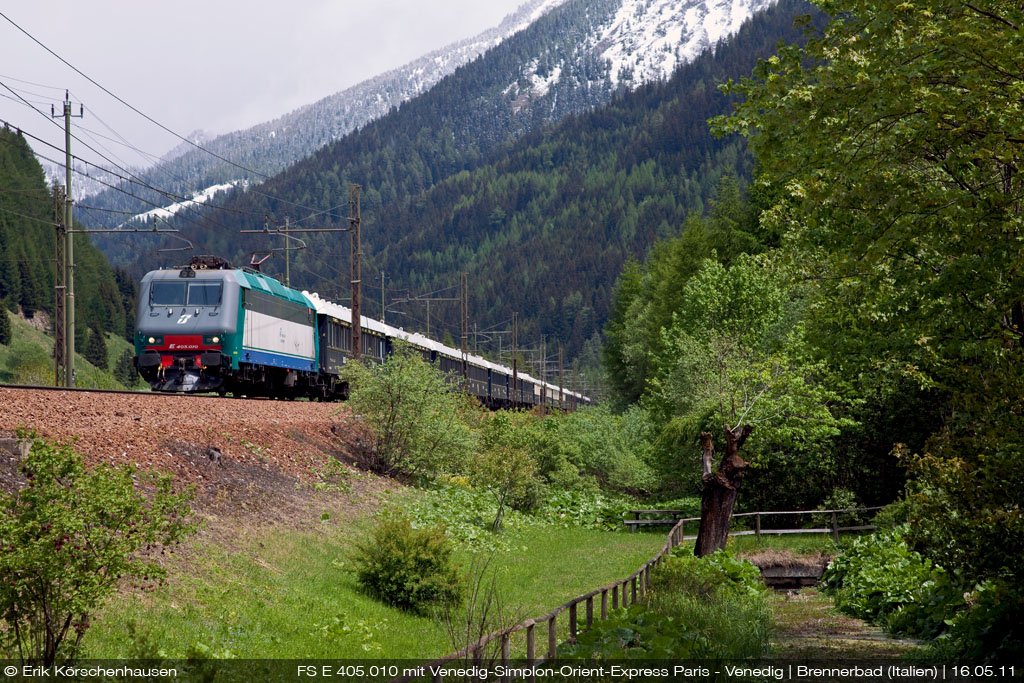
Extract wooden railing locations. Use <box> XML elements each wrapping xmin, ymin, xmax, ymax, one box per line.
<box><xmin>393</xmin><ymin>506</ymin><xmax>883</xmax><ymax>682</ymax></box>
<box><xmin>625</xmin><ymin>506</ymin><xmax>884</xmax><ymax>543</ymax></box>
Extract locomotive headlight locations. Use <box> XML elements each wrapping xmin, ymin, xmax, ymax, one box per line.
<box><xmin>211</xmin><ymin>336</ymin><xmax>220</xmax><ymax>344</ymax></box>
<box><xmin>147</xmin><ymin>336</ymin><xmax>156</xmax><ymax>344</ymax></box>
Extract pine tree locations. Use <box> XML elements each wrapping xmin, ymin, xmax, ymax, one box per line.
<box><xmin>0</xmin><ymin>301</ymin><xmax>11</xmax><ymax>346</ymax></box>
<box><xmin>113</xmin><ymin>349</ymin><xmax>138</xmax><ymax>387</ymax></box>
<box><xmin>85</xmin><ymin>325</ymin><xmax>107</xmax><ymax>371</ymax></box>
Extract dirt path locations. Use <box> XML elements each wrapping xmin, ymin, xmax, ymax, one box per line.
<box><xmin>770</xmin><ymin>588</ymin><xmax>922</xmax><ymax>659</ymax></box>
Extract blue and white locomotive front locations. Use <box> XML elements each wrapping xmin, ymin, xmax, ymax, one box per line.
<box><xmin>134</xmin><ymin>264</ymin><xmax>320</xmax><ymax>396</ymax></box>
<box><xmin>133</xmin><ymin>267</ymin><xmax>240</xmax><ymax>392</ymax></box>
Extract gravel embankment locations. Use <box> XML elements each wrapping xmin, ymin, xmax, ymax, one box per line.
<box><xmin>0</xmin><ymin>388</ymin><xmax>375</xmax><ymax>520</ymax></box>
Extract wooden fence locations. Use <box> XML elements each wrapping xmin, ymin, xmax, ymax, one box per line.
<box><xmin>625</xmin><ymin>506</ymin><xmax>884</xmax><ymax>543</ymax></box>
<box><xmin>393</xmin><ymin>506</ymin><xmax>882</xmax><ymax>682</ymax></box>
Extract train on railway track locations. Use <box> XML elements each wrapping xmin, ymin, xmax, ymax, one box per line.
<box><xmin>132</xmin><ymin>256</ymin><xmax>589</xmax><ymax>409</ymax></box>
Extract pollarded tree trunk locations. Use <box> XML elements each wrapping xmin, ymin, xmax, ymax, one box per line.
<box><xmin>694</xmin><ymin>425</ymin><xmax>753</xmax><ymax>557</ymax></box>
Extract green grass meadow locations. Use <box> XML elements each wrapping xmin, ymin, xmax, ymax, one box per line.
<box><xmin>83</xmin><ymin>512</ymin><xmax>663</xmax><ymax>659</ymax></box>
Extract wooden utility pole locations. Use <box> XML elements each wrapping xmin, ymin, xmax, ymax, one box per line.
<box><xmin>558</xmin><ymin>345</ymin><xmax>564</xmax><ymax>410</ymax></box>
<box><xmin>460</xmin><ymin>271</ymin><xmax>468</xmax><ymax>382</ymax></box>
<box><xmin>540</xmin><ymin>336</ymin><xmax>546</xmax><ymax>414</ymax></box>
<box><xmin>512</xmin><ymin>312</ymin><xmax>518</xmax><ymax>407</ymax></box>
<box><xmin>52</xmin><ymin>91</ymin><xmax>82</xmax><ymax>386</ymax></box>
<box><xmin>53</xmin><ymin>185</ymin><xmax>66</xmax><ymax>387</ymax></box>
<box><xmin>283</xmin><ymin>217</ymin><xmax>291</xmax><ymax>286</ymax></box>
<box><xmin>572</xmin><ymin>358</ymin><xmax>578</xmax><ymax>410</ymax></box>
<box><xmin>349</xmin><ymin>184</ymin><xmax>362</xmax><ymax>359</ymax></box>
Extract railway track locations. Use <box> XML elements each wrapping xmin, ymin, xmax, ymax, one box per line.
<box><xmin>0</xmin><ymin>382</ymin><xmax>224</xmax><ymax>399</ymax></box>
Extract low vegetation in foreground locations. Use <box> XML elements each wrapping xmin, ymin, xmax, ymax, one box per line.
<box><xmin>821</xmin><ymin>503</ymin><xmax>1023</xmax><ymax>663</ymax></box>
<box><xmin>559</xmin><ymin>548</ymin><xmax>771</xmax><ymax>660</ymax></box>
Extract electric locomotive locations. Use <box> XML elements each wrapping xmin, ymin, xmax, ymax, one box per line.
<box><xmin>133</xmin><ymin>256</ymin><xmax>323</xmax><ymax>398</ymax></box>
<box><xmin>133</xmin><ymin>256</ymin><xmax>591</xmax><ymax>408</ymax></box>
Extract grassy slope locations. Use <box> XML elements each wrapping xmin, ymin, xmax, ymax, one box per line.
<box><xmin>0</xmin><ymin>309</ymin><xmax>145</xmax><ymax>390</ymax></box>
<box><xmin>83</xmin><ymin>502</ymin><xmax>663</xmax><ymax>659</ymax></box>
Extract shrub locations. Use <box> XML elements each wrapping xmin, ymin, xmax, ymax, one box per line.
<box><xmin>871</xmin><ymin>496</ymin><xmax>913</xmax><ymax>530</ymax></box>
<box><xmin>0</xmin><ymin>435</ymin><xmax>195</xmax><ymax>665</ymax></box>
<box><xmin>932</xmin><ymin>579</ymin><xmax>1024</xmax><ymax>663</ymax></box>
<box><xmin>470</xmin><ymin>412</ymin><xmax>542</xmax><ymax>531</ymax></box>
<box><xmin>822</xmin><ymin>526</ymin><xmax>935</xmax><ymax>623</ymax></box>
<box><xmin>341</xmin><ymin>341</ymin><xmax>476</xmax><ymax>478</ymax></box>
<box><xmin>664</xmin><ymin>548</ymin><xmax>767</xmax><ymax>598</ymax></box>
<box><xmin>559</xmin><ymin>549</ymin><xmax>770</xmax><ymax>660</ymax></box>
<box><xmin>811</xmin><ymin>487</ymin><xmax>866</xmax><ymax>528</ymax></box>
<box><xmin>884</xmin><ymin>570</ymin><xmax>964</xmax><ymax>640</ymax></box>
<box><xmin>539</xmin><ymin>489</ymin><xmax>639</xmax><ymax>531</ymax></box>
<box><xmin>351</xmin><ymin>513</ymin><xmax>463</xmax><ymax>614</ymax></box>
<box><xmin>824</xmin><ymin>520</ymin><xmax>1024</xmax><ymax>661</ymax></box>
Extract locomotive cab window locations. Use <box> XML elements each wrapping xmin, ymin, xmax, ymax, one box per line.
<box><xmin>150</xmin><ymin>281</ymin><xmax>222</xmax><ymax>307</ymax></box>
<box><xmin>150</xmin><ymin>281</ymin><xmax>187</xmax><ymax>306</ymax></box>
<box><xmin>187</xmin><ymin>282</ymin><xmax>222</xmax><ymax>306</ymax></box>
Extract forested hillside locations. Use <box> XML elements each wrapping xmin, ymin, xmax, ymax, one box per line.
<box><xmin>98</xmin><ymin>0</ymin><xmax>817</xmax><ymax>366</ymax></box>
<box><xmin>76</xmin><ymin>0</ymin><xmax>574</xmax><ymax>214</ymax></box>
<box><xmin>0</xmin><ymin>126</ymin><xmax>135</xmax><ymax>345</ymax></box>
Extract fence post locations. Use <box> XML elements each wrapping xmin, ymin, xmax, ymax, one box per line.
<box><xmin>548</xmin><ymin>615</ymin><xmax>557</xmax><ymax>660</ymax></box>
<box><xmin>644</xmin><ymin>564</ymin><xmax>651</xmax><ymax>593</ymax></box>
<box><xmin>612</xmin><ymin>584</ymin><xmax>619</xmax><ymax>609</ymax></box>
<box><xmin>526</xmin><ymin>622</ymin><xmax>535</xmax><ymax>662</ymax></box>
<box><xmin>586</xmin><ymin>596</ymin><xmax>594</xmax><ymax>630</ymax></box>
<box><xmin>499</xmin><ymin>633</ymin><xmax>511</xmax><ymax>683</ymax></box>
<box><xmin>832</xmin><ymin>511</ymin><xmax>840</xmax><ymax>543</ymax></box>
<box><xmin>432</xmin><ymin>670</ymin><xmax>442</xmax><ymax>683</ymax></box>
<box><xmin>631</xmin><ymin>576</ymin><xmax>637</xmax><ymax>603</ymax></box>
<box><xmin>755</xmin><ymin>513</ymin><xmax>762</xmax><ymax>542</ymax></box>
<box><xmin>569</xmin><ymin>603</ymin><xmax>578</xmax><ymax>642</ymax></box>
<box><xmin>601</xmin><ymin>589</ymin><xmax>608</xmax><ymax>619</ymax></box>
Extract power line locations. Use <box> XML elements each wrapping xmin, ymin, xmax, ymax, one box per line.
<box><xmin>2</xmin><ymin>96</ymin><xmax>310</xmax><ymax>242</ymax></box>
<box><xmin>0</xmin><ymin>131</ymin><xmax>241</xmax><ymax>240</ymax></box>
<box><xmin>0</xmin><ymin>90</ymin><xmax>48</xmax><ymax>107</ymax></box>
<box><xmin>2</xmin><ymin>74</ymin><xmax>325</xmax><ymax>236</ymax></box>
<box><xmin>0</xmin><ymin>72</ymin><xmax>64</xmax><ymax>92</ymax></box>
<box><xmin>0</xmin><ymin>204</ymin><xmax>55</xmax><ymax>226</ymax></box>
<box><xmin>0</xmin><ymin>10</ymin><xmax>275</xmax><ymax>181</ymax></box>
<box><xmin>0</xmin><ymin>115</ymin><xmax>260</xmax><ymax>236</ymax></box>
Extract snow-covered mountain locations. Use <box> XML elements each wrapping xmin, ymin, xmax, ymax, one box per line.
<box><xmin>84</xmin><ymin>0</ymin><xmax>776</xmax><ymax>224</ymax></box>
<box><xmin>519</xmin><ymin>0</ymin><xmax>773</xmax><ymax>96</ymax></box>
<box><xmin>81</xmin><ymin>0</ymin><xmax>571</xmax><ymax>220</ymax></box>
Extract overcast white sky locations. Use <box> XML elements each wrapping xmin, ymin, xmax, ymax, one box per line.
<box><xmin>0</xmin><ymin>1</ymin><xmax>526</xmax><ymax>167</ymax></box>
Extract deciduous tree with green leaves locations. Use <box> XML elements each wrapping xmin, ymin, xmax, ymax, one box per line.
<box><xmin>647</xmin><ymin>255</ymin><xmax>847</xmax><ymax>555</ymax></box>
<box><xmin>0</xmin><ymin>435</ymin><xmax>195</xmax><ymax>665</ymax></box>
<box><xmin>468</xmin><ymin>412</ymin><xmax>540</xmax><ymax>532</ymax></box>
<box><xmin>712</xmin><ymin>0</ymin><xmax>1023</xmax><ymax>583</ymax></box>
<box><xmin>341</xmin><ymin>341</ymin><xmax>476</xmax><ymax>478</ymax></box>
